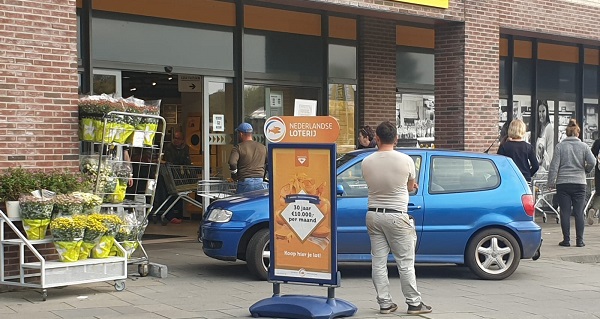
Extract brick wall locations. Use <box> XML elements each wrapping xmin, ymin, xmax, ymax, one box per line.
<box><xmin>0</xmin><ymin>0</ymin><xmax>80</xmax><ymax>170</ymax></box>
<box><xmin>358</xmin><ymin>17</ymin><xmax>397</xmax><ymax>129</ymax></box>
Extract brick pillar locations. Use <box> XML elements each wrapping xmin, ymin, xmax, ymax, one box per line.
<box><xmin>358</xmin><ymin>17</ymin><xmax>397</xmax><ymax>129</ymax></box>
<box><xmin>0</xmin><ymin>0</ymin><xmax>80</xmax><ymax>169</ymax></box>
<box><xmin>435</xmin><ymin>1</ymin><xmax>500</xmax><ymax>151</ymax></box>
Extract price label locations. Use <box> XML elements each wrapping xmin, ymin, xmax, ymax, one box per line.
<box><xmin>132</xmin><ymin>131</ymin><xmax>145</xmax><ymax>147</ymax></box>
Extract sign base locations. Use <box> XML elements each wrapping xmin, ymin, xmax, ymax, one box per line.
<box><xmin>249</xmin><ymin>294</ymin><xmax>357</xmax><ymax>319</ymax></box>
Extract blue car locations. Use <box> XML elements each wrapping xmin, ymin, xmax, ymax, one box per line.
<box><xmin>201</xmin><ymin>148</ymin><xmax>542</xmax><ymax>280</ymax></box>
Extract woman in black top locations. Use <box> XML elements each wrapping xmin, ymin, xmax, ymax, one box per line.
<box><xmin>497</xmin><ymin>119</ymin><xmax>539</xmax><ymax>182</ymax></box>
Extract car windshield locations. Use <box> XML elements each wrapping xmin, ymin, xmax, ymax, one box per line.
<box><xmin>336</xmin><ymin>153</ymin><xmax>356</xmax><ymax>168</ymax></box>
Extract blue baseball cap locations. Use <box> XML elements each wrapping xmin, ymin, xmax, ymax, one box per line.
<box><xmin>235</xmin><ymin>122</ymin><xmax>253</xmax><ymax>133</ymax></box>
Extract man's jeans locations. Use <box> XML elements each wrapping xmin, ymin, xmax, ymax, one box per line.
<box><xmin>236</xmin><ymin>178</ymin><xmax>268</xmax><ymax>194</ymax></box>
<box><xmin>556</xmin><ymin>183</ymin><xmax>586</xmax><ymax>243</ymax></box>
<box><xmin>366</xmin><ymin>211</ymin><xmax>422</xmax><ymax>307</ymax></box>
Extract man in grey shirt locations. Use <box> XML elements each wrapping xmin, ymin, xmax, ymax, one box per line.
<box><xmin>361</xmin><ymin>121</ymin><xmax>432</xmax><ymax>315</ymax></box>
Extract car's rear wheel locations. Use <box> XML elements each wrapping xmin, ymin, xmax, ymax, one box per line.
<box><xmin>246</xmin><ymin>228</ymin><xmax>269</xmax><ymax>280</ymax></box>
<box><xmin>466</xmin><ymin>228</ymin><xmax>521</xmax><ymax>280</ymax></box>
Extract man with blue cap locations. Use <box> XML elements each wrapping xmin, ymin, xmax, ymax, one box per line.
<box><xmin>228</xmin><ymin>122</ymin><xmax>268</xmax><ymax>193</ymax></box>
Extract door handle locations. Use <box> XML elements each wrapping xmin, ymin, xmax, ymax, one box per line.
<box><xmin>408</xmin><ymin>203</ymin><xmax>422</xmax><ymax>210</ymax></box>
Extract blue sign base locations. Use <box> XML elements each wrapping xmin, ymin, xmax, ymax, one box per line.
<box><xmin>249</xmin><ymin>295</ymin><xmax>357</xmax><ymax>319</ymax></box>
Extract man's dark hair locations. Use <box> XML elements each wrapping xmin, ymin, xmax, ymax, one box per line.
<box><xmin>375</xmin><ymin>121</ymin><xmax>397</xmax><ymax>145</ymax></box>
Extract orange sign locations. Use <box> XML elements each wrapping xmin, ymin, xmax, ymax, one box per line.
<box><xmin>272</xmin><ymin>147</ymin><xmax>332</xmax><ymax>280</ymax></box>
<box><xmin>264</xmin><ymin>116</ymin><xmax>340</xmax><ymax>144</ymax></box>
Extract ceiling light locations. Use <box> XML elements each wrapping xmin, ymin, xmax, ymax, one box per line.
<box><xmin>168</xmin><ymin>77</ymin><xmax>173</xmax><ymax>81</ymax></box>
<box><xmin>152</xmin><ymin>82</ymin><xmax>157</xmax><ymax>86</ymax></box>
<box><xmin>130</xmin><ymin>87</ymin><xmax>137</xmax><ymax>91</ymax></box>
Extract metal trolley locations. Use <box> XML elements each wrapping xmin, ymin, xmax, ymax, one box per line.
<box><xmin>152</xmin><ymin>164</ymin><xmax>204</xmax><ymax>224</ymax></box>
<box><xmin>532</xmin><ymin>171</ymin><xmax>596</xmax><ymax>224</ymax></box>
<box><xmin>86</xmin><ymin>111</ymin><xmax>167</xmax><ymax>278</ymax></box>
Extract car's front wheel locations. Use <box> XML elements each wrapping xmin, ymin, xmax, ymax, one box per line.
<box><xmin>246</xmin><ymin>228</ymin><xmax>269</xmax><ymax>280</ymax></box>
<box><xmin>466</xmin><ymin>228</ymin><xmax>521</xmax><ymax>280</ymax></box>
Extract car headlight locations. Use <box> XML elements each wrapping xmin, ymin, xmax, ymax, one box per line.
<box><xmin>206</xmin><ymin>208</ymin><xmax>233</xmax><ymax>222</ymax></box>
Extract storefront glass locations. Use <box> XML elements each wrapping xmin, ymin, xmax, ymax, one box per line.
<box><xmin>396</xmin><ymin>47</ymin><xmax>434</xmax><ymax>147</ymax></box>
<box><xmin>329</xmin><ymin>84</ymin><xmax>356</xmax><ymax>154</ymax></box>
<box><xmin>242</xmin><ymin>85</ymin><xmax>320</xmax><ymax>144</ymax></box>
<box><xmin>583</xmin><ymin>65</ymin><xmax>599</xmax><ymax>145</ymax></box>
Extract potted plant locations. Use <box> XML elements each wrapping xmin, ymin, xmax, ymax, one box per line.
<box><xmin>49</xmin><ymin>215</ymin><xmax>87</xmax><ymax>262</ymax></box>
<box><xmin>0</xmin><ymin>167</ymin><xmax>39</xmax><ymax>218</ymax></box>
<box><xmin>52</xmin><ymin>194</ymin><xmax>86</xmax><ymax>218</ymax></box>
<box><xmin>18</xmin><ymin>195</ymin><xmax>54</xmax><ymax>240</ymax></box>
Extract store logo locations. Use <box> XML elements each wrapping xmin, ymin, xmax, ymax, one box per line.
<box><xmin>264</xmin><ymin>116</ymin><xmax>286</xmax><ymax>143</ymax></box>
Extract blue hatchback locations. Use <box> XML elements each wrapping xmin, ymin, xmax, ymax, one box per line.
<box><xmin>201</xmin><ymin>148</ymin><xmax>542</xmax><ymax>280</ymax></box>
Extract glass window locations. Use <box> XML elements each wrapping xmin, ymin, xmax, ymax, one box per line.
<box><xmin>430</xmin><ymin>157</ymin><xmax>499</xmax><ymax>193</ymax></box>
<box><xmin>513</xmin><ymin>58</ymin><xmax>533</xmax><ymax>96</ymax></box>
<box><xmin>396</xmin><ymin>49</ymin><xmax>434</xmax><ymax>86</ymax></box>
<box><xmin>92</xmin><ymin>12</ymin><xmax>233</xmax><ymax>72</ymax></box>
<box><xmin>329</xmin><ymin>84</ymin><xmax>356</xmax><ymax>155</ymax></box>
<box><xmin>499</xmin><ymin>57</ymin><xmax>508</xmax><ymax>97</ymax></box>
<box><xmin>396</xmin><ymin>94</ymin><xmax>435</xmax><ymax>147</ymax></box>
<box><xmin>537</xmin><ymin>60</ymin><xmax>576</xmax><ymax>100</ymax></box>
<box><xmin>584</xmin><ymin>65</ymin><xmax>598</xmax><ymax>99</ymax></box>
<box><xmin>244</xmin><ymin>31</ymin><xmax>322</xmax><ymax>80</ymax></box>
<box><xmin>243</xmin><ymin>85</ymin><xmax>320</xmax><ymax>143</ymax></box>
<box><xmin>337</xmin><ymin>155</ymin><xmax>421</xmax><ymax>197</ymax></box>
<box><xmin>329</xmin><ymin>44</ymin><xmax>356</xmax><ymax>80</ymax></box>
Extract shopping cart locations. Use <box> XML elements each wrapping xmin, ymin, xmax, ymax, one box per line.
<box><xmin>531</xmin><ymin>172</ymin><xmax>560</xmax><ymax>224</ymax></box>
<box><xmin>152</xmin><ymin>164</ymin><xmax>203</xmax><ymax>224</ymax></box>
<box><xmin>196</xmin><ymin>179</ymin><xmax>237</xmax><ymax>200</ymax></box>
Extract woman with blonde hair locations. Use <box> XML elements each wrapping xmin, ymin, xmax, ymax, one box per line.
<box><xmin>497</xmin><ymin>119</ymin><xmax>539</xmax><ymax>182</ymax></box>
<box><xmin>547</xmin><ymin>119</ymin><xmax>596</xmax><ymax>247</ymax></box>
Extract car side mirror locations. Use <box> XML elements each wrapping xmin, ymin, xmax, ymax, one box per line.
<box><xmin>336</xmin><ymin>184</ymin><xmax>344</xmax><ymax>196</ymax></box>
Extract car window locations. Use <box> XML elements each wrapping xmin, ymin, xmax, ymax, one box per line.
<box><xmin>337</xmin><ymin>154</ymin><xmax>421</xmax><ymax>197</ymax></box>
<box><xmin>429</xmin><ymin>156</ymin><xmax>499</xmax><ymax>193</ymax></box>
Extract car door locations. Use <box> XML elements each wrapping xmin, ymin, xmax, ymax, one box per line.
<box><xmin>418</xmin><ymin>154</ymin><xmax>501</xmax><ymax>262</ymax></box>
<box><xmin>336</xmin><ymin>159</ymin><xmax>370</xmax><ymax>255</ymax></box>
<box><xmin>335</xmin><ymin>151</ymin><xmax>425</xmax><ymax>255</ymax></box>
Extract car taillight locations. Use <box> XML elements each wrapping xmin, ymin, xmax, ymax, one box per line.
<box><xmin>522</xmin><ymin>194</ymin><xmax>535</xmax><ymax>217</ymax></box>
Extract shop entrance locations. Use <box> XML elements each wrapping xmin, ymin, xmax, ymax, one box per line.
<box><xmin>90</xmin><ymin>70</ymin><xmax>235</xmax><ymax>220</ymax></box>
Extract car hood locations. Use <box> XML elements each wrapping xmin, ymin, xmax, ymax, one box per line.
<box><xmin>207</xmin><ymin>189</ymin><xmax>270</xmax><ymax>210</ymax></box>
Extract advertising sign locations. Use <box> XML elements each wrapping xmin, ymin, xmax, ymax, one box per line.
<box><xmin>269</xmin><ymin>143</ymin><xmax>337</xmax><ymax>285</ymax></box>
<box><xmin>264</xmin><ymin>116</ymin><xmax>340</xmax><ymax>144</ymax></box>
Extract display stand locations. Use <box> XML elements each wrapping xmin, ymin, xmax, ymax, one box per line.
<box><xmin>0</xmin><ymin>211</ymin><xmax>127</xmax><ymax>301</ymax></box>
<box><xmin>81</xmin><ymin>111</ymin><xmax>166</xmax><ymax>277</ymax></box>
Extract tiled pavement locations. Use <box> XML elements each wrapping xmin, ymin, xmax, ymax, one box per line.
<box><xmin>1</xmin><ymin>214</ymin><xmax>600</xmax><ymax>319</ymax></box>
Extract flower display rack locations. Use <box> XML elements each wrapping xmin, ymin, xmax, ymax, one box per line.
<box><xmin>80</xmin><ymin>110</ymin><xmax>166</xmax><ymax>277</ymax></box>
<box><xmin>0</xmin><ymin>210</ymin><xmax>127</xmax><ymax>301</ymax></box>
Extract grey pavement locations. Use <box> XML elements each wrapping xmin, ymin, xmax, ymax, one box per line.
<box><xmin>2</xmin><ymin>214</ymin><xmax>600</xmax><ymax>319</ymax></box>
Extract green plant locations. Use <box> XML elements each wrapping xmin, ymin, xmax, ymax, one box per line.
<box><xmin>0</xmin><ymin>167</ymin><xmax>40</xmax><ymax>201</ymax></box>
<box><xmin>39</xmin><ymin>170</ymin><xmax>94</xmax><ymax>194</ymax></box>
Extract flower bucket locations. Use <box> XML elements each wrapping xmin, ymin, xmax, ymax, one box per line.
<box><xmin>50</xmin><ymin>216</ymin><xmax>86</xmax><ymax>262</ymax></box>
<box><xmin>22</xmin><ymin>219</ymin><xmax>51</xmax><ymax>240</ymax></box>
<box><xmin>54</xmin><ymin>240</ymin><xmax>83</xmax><ymax>262</ymax></box>
<box><xmin>5</xmin><ymin>201</ymin><xmax>20</xmax><ymax>219</ymax></box>
<box><xmin>79</xmin><ymin>117</ymin><xmax>96</xmax><ymax>141</ymax></box>
<box><xmin>91</xmin><ymin>235</ymin><xmax>116</xmax><ymax>258</ymax></box>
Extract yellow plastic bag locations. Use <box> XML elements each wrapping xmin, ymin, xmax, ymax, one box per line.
<box><xmin>107</xmin><ymin>179</ymin><xmax>127</xmax><ymax>203</ymax></box>
<box><xmin>92</xmin><ymin>235</ymin><xmax>115</xmax><ymax>258</ymax></box>
<box><xmin>22</xmin><ymin>219</ymin><xmax>51</xmax><ymax>240</ymax></box>
<box><xmin>54</xmin><ymin>240</ymin><xmax>83</xmax><ymax>262</ymax></box>
<box><xmin>79</xmin><ymin>241</ymin><xmax>97</xmax><ymax>260</ymax></box>
<box><xmin>110</xmin><ymin>241</ymin><xmax>138</xmax><ymax>258</ymax></box>
<box><xmin>111</xmin><ymin>123</ymin><xmax>135</xmax><ymax>144</ymax></box>
<box><xmin>80</xmin><ymin>118</ymin><xmax>96</xmax><ymax>141</ymax></box>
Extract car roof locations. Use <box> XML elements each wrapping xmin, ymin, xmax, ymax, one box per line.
<box><xmin>347</xmin><ymin>147</ymin><xmax>503</xmax><ymax>159</ymax></box>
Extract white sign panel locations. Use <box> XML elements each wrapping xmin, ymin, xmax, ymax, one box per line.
<box><xmin>213</xmin><ymin>114</ymin><xmax>225</xmax><ymax>132</ymax></box>
<box><xmin>294</xmin><ymin>99</ymin><xmax>317</xmax><ymax>116</ymax></box>
<box><xmin>178</xmin><ymin>75</ymin><xmax>202</xmax><ymax>92</ymax></box>
<box><xmin>270</xmin><ymin>92</ymin><xmax>283</xmax><ymax>108</ymax></box>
